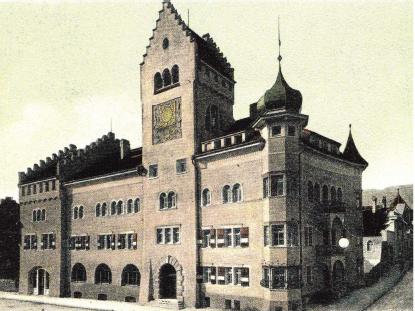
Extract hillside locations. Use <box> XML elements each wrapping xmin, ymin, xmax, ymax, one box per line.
<box><xmin>362</xmin><ymin>184</ymin><xmax>412</xmax><ymax>208</ymax></box>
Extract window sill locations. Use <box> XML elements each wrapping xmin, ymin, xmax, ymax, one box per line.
<box><xmin>148</xmin><ymin>176</ymin><xmax>159</xmax><ymax>180</ymax></box>
<box><xmin>154</xmin><ymin>82</ymin><xmax>180</xmax><ymax>94</ymax></box>
<box><xmin>159</xmin><ymin>207</ymin><xmax>178</xmax><ymax>212</ymax></box>
<box><xmin>176</xmin><ymin>171</ymin><xmax>188</xmax><ymax>175</ymax></box>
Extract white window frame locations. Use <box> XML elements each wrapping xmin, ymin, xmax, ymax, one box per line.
<box><xmin>155</xmin><ymin>226</ymin><xmax>181</xmax><ymax>245</ymax></box>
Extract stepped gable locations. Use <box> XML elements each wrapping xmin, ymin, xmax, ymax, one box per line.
<box><xmin>18</xmin><ymin>132</ymin><xmax>140</xmax><ymax>184</ymax></box>
<box><xmin>141</xmin><ymin>0</ymin><xmax>234</xmax><ymax>80</ymax></box>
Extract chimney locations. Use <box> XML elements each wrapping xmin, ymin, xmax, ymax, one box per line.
<box><xmin>120</xmin><ymin>139</ymin><xmax>130</xmax><ymax>160</ymax></box>
<box><xmin>371</xmin><ymin>196</ymin><xmax>377</xmax><ymax>213</ymax></box>
<box><xmin>382</xmin><ymin>196</ymin><xmax>387</xmax><ymax>209</ymax></box>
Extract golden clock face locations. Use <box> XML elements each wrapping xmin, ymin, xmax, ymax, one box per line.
<box><xmin>160</xmin><ymin>104</ymin><xmax>175</xmax><ymax>127</ymax></box>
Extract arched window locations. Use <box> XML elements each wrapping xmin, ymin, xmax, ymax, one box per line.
<box><xmin>205</xmin><ymin>105</ymin><xmax>219</xmax><ymax>132</ymax></box>
<box><xmin>367</xmin><ymin>240</ymin><xmax>373</xmax><ymax>251</ymax></box>
<box><xmin>160</xmin><ymin>193</ymin><xmax>167</xmax><ymax>210</ymax></box>
<box><xmin>322</xmin><ymin>185</ymin><xmax>329</xmax><ymax>203</ymax></box>
<box><xmin>78</xmin><ymin>206</ymin><xmax>84</xmax><ymax>219</ymax></box>
<box><xmin>172</xmin><ymin>65</ymin><xmax>179</xmax><ymax>84</ymax></box>
<box><xmin>222</xmin><ymin>185</ymin><xmax>232</xmax><ymax>204</ymax></box>
<box><xmin>134</xmin><ymin>198</ymin><xmax>140</xmax><ymax>213</ymax></box>
<box><xmin>314</xmin><ymin>184</ymin><xmax>320</xmax><ymax>203</ymax></box>
<box><xmin>117</xmin><ymin>201</ymin><xmax>123</xmax><ymax>215</ymax></box>
<box><xmin>337</xmin><ymin>188</ymin><xmax>343</xmax><ymax>203</ymax></box>
<box><xmin>127</xmin><ymin>199</ymin><xmax>133</xmax><ymax>214</ymax></box>
<box><xmin>232</xmin><ymin>183</ymin><xmax>242</xmax><ymax>202</ymax></box>
<box><xmin>121</xmin><ymin>264</ymin><xmax>140</xmax><ymax>286</ymax></box>
<box><xmin>36</xmin><ymin>209</ymin><xmax>41</xmax><ymax>221</ymax></box>
<box><xmin>111</xmin><ymin>201</ymin><xmax>116</xmax><ymax>215</ymax></box>
<box><xmin>96</xmin><ymin>203</ymin><xmax>101</xmax><ymax>217</ymax></box>
<box><xmin>162</xmin><ymin>68</ymin><xmax>171</xmax><ymax>87</ymax></box>
<box><xmin>73</xmin><ymin>207</ymin><xmax>78</xmax><ymax>219</ymax></box>
<box><xmin>71</xmin><ymin>263</ymin><xmax>87</xmax><ymax>282</ymax></box>
<box><xmin>95</xmin><ymin>264</ymin><xmax>112</xmax><ymax>284</ymax></box>
<box><xmin>101</xmin><ymin>203</ymin><xmax>107</xmax><ymax>217</ymax></box>
<box><xmin>154</xmin><ymin>72</ymin><xmax>163</xmax><ymax>92</ymax></box>
<box><xmin>167</xmin><ymin>192</ymin><xmax>176</xmax><ymax>209</ymax></box>
<box><xmin>32</xmin><ymin>210</ymin><xmax>36</xmax><ymax>222</ymax></box>
<box><xmin>202</xmin><ymin>188</ymin><xmax>211</xmax><ymax>207</ymax></box>
<box><xmin>330</xmin><ymin>186</ymin><xmax>337</xmax><ymax>202</ymax></box>
<box><xmin>308</xmin><ymin>181</ymin><xmax>314</xmax><ymax>202</ymax></box>
<box><xmin>41</xmin><ymin>209</ymin><xmax>46</xmax><ymax>221</ymax></box>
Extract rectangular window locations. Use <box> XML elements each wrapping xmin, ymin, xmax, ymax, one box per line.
<box><xmin>97</xmin><ymin>234</ymin><xmax>115</xmax><ymax>250</ymax></box>
<box><xmin>264</xmin><ymin>226</ymin><xmax>270</xmax><ymax>246</ymax></box>
<box><xmin>39</xmin><ymin>182</ymin><xmax>43</xmax><ymax>193</ymax></box>
<box><xmin>21</xmin><ymin>186</ymin><xmax>26</xmax><ymax>196</ymax></box>
<box><xmin>234</xmin><ymin>267</ymin><xmax>250</xmax><ymax>287</ymax></box>
<box><xmin>127</xmin><ymin>233</ymin><xmax>137</xmax><ymax>249</ymax></box>
<box><xmin>27</xmin><ymin>185</ymin><xmax>32</xmax><ymax>195</ymax></box>
<box><xmin>263</xmin><ymin>177</ymin><xmax>269</xmax><ymax>198</ymax></box>
<box><xmin>23</xmin><ymin>234</ymin><xmax>37</xmax><ymax>250</ymax></box>
<box><xmin>233</xmin><ymin>300</ymin><xmax>241</xmax><ymax>311</ymax></box>
<box><xmin>51</xmin><ymin>180</ymin><xmax>56</xmax><ymax>190</ymax></box>
<box><xmin>41</xmin><ymin>233</ymin><xmax>55</xmax><ymax>250</ymax></box>
<box><xmin>218</xmin><ymin>267</ymin><xmax>225</xmax><ymax>285</ymax></box>
<box><xmin>271</xmin><ymin>125</ymin><xmax>282</xmax><ymax>136</ymax></box>
<box><xmin>234</xmin><ymin>228</ymin><xmax>241</xmax><ymax>247</ymax></box>
<box><xmin>271</xmin><ymin>175</ymin><xmax>284</xmax><ymax>196</ymax></box>
<box><xmin>71</xmin><ymin>235</ymin><xmax>89</xmax><ymax>250</ymax></box>
<box><xmin>176</xmin><ymin>159</ymin><xmax>187</xmax><ymax>174</ymax></box>
<box><xmin>306</xmin><ymin>266</ymin><xmax>313</xmax><ymax>284</ymax></box>
<box><xmin>156</xmin><ymin>226</ymin><xmax>180</xmax><ymax>245</ymax></box>
<box><xmin>225</xmin><ymin>299</ymin><xmax>232</xmax><ymax>310</ymax></box>
<box><xmin>271</xmin><ymin>267</ymin><xmax>286</xmax><ymax>289</ymax></box>
<box><xmin>262</xmin><ymin>267</ymin><xmax>270</xmax><ymax>288</ymax></box>
<box><xmin>33</xmin><ymin>184</ymin><xmax>37</xmax><ymax>194</ymax></box>
<box><xmin>224</xmin><ymin>267</ymin><xmax>232</xmax><ymax>285</ymax></box>
<box><xmin>288</xmin><ymin>126</ymin><xmax>296</xmax><ymax>136</ymax></box>
<box><xmin>44</xmin><ymin>181</ymin><xmax>49</xmax><ymax>192</ymax></box>
<box><xmin>224</xmin><ymin>229</ymin><xmax>232</xmax><ymax>247</ymax></box>
<box><xmin>287</xmin><ymin>223</ymin><xmax>299</xmax><ymax>247</ymax></box>
<box><xmin>118</xmin><ymin>234</ymin><xmax>126</xmax><ymax>249</ymax></box>
<box><xmin>202</xmin><ymin>267</ymin><xmax>210</xmax><ymax>283</ymax></box>
<box><xmin>149</xmin><ymin>164</ymin><xmax>158</xmax><ymax>178</ymax></box>
<box><xmin>224</xmin><ymin>137</ymin><xmax>232</xmax><ymax>146</ymax></box>
<box><xmin>305</xmin><ymin>226</ymin><xmax>313</xmax><ymax>246</ymax></box>
<box><xmin>202</xmin><ymin>230</ymin><xmax>210</xmax><ymax>248</ymax></box>
<box><xmin>272</xmin><ymin>224</ymin><xmax>285</xmax><ymax>246</ymax></box>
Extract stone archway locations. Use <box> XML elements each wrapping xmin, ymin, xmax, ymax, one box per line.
<box><xmin>153</xmin><ymin>256</ymin><xmax>184</xmax><ymax>301</ymax></box>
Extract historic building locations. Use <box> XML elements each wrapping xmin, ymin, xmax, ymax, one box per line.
<box><xmin>17</xmin><ymin>1</ymin><xmax>368</xmax><ymax>310</ymax></box>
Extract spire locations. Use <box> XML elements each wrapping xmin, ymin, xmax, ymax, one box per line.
<box><xmin>343</xmin><ymin>124</ymin><xmax>368</xmax><ymax>166</ymax></box>
<box><xmin>278</xmin><ymin>16</ymin><xmax>282</xmax><ymax>71</ymax></box>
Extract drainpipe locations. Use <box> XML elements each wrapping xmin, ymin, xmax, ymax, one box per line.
<box><xmin>298</xmin><ymin>149</ymin><xmax>305</xmax><ymax>309</ymax></box>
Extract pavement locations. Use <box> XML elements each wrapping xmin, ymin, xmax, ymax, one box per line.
<box><xmin>0</xmin><ymin>264</ymin><xmax>410</xmax><ymax>311</ymax></box>
<box><xmin>307</xmin><ymin>263</ymin><xmax>410</xmax><ymax>311</ymax></box>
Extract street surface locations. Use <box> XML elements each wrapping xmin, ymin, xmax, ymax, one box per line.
<box><xmin>365</xmin><ymin>269</ymin><xmax>413</xmax><ymax>311</ymax></box>
<box><xmin>0</xmin><ymin>299</ymin><xmax>99</xmax><ymax>310</ymax></box>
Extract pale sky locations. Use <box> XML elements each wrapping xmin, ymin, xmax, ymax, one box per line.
<box><xmin>0</xmin><ymin>0</ymin><xmax>412</xmax><ymax>200</ymax></box>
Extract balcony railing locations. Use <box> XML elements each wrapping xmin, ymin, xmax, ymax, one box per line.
<box><xmin>316</xmin><ymin>245</ymin><xmax>345</xmax><ymax>257</ymax></box>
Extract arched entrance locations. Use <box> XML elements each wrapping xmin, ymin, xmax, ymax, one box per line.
<box><xmin>28</xmin><ymin>267</ymin><xmax>50</xmax><ymax>295</ymax></box>
<box><xmin>159</xmin><ymin>264</ymin><xmax>176</xmax><ymax>299</ymax></box>
<box><xmin>332</xmin><ymin>260</ymin><xmax>345</xmax><ymax>295</ymax></box>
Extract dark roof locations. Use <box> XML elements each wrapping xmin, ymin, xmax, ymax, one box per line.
<box><xmin>224</xmin><ymin>117</ymin><xmax>252</xmax><ymax>135</ymax></box>
<box><xmin>302</xmin><ymin>129</ymin><xmax>342</xmax><ymax>147</ymax></box>
<box><xmin>67</xmin><ymin>148</ymin><xmax>142</xmax><ymax>182</ymax></box>
<box><xmin>256</xmin><ymin>65</ymin><xmax>302</xmax><ymax>114</ymax></box>
<box><xmin>22</xmin><ymin>163</ymin><xmax>57</xmax><ymax>184</ymax></box>
<box><xmin>343</xmin><ymin>129</ymin><xmax>368</xmax><ymax>166</ymax></box>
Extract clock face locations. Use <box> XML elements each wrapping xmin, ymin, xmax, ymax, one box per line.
<box><xmin>152</xmin><ymin>98</ymin><xmax>182</xmax><ymax>144</ymax></box>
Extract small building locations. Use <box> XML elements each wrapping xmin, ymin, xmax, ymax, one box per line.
<box><xmin>362</xmin><ymin>236</ymin><xmax>383</xmax><ymax>273</ymax></box>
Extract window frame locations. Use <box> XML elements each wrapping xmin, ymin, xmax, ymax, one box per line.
<box><xmin>155</xmin><ymin>226</ymin><xmax>181</xmax><ymax>245</ymax></box>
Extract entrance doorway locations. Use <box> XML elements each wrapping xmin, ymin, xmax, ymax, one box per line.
<box><xmin>159</xmin><ymin>264</ymin><xmax>176</xmax><ymax>299</ymax></box>
<box><xmin>29</xmin><ymin>267</ymin><xmax>50</xmax><ymax>295</ymax></box>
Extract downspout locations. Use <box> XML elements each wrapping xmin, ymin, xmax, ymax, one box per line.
<box><xmin>298</xmin><ymin>149</ymin><xmax>305</xmax><ymax>309</ymax></box>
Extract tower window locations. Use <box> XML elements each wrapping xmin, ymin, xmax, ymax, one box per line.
<box><xmin>271</xmin><ymin>126</ymin><xmax>281</xmax><ymax>137</ymax></box>
<box><xmin>172</xmin><ymin>65</ymin><xmax>179</xmax><ymax>84</ymax></box>
<box><xmin>205</xmin><ymin>105</ymin><xmax>219</xmax><ymax>132</ymax></box>
<box><xmin>149</xmin><ymin>164</ymin><xmax>158</xmax><ymax>178</ymax></box>
<box><xmin>162</xmin><ymin>69</ymin><xmax>171</xmax><ymax>87</ymax></box>
<box><xmin>162</xmin><ymin>37</ymin><xmax>169</xmax><ymax>49</ymax></box>
<box><xmin>176</xmin><ymin>159</ymin><xmax>187</xmax><ymax>174</ymax></box>
<box><xmin>154</xmin><ymin>72</ymin><xmax>163</xmax><ymax>92</ymax></box>
<box><xmin>288</xmin><ymin>126</ymin><xmax>296</xmax><ymax>136</ymax></box>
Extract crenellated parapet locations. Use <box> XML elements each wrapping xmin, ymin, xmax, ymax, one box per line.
<box><xmin>18</xmin><ymin>132</ymin><xmax>127</xmax><ymax>185</ymax></box>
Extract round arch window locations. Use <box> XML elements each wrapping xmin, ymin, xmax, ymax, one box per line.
<box><xmin>163</xmin><ymin>38</ymin><xmax>169</xmax><ymax>49</ymax></box>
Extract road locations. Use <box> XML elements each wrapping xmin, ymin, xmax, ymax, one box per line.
<box><xmin>365</xmin><ymin>269</ymin><xmax>413</xmax><ymax>311</ymax></box>
<box><xmin>0</xmin><ymin>299</ymin><xmax>99</xmax><ymax>310</ymax></box>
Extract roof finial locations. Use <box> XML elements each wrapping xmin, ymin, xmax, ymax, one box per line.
<box><xmin>349</xmin><ymin>123</ymin><xmax>352</xmax><ymax>131</ymax></box>
<box><xmin>278</xmin><ymin>16</ymin><xmax>282</xmax><ymax>70</ymax></box>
